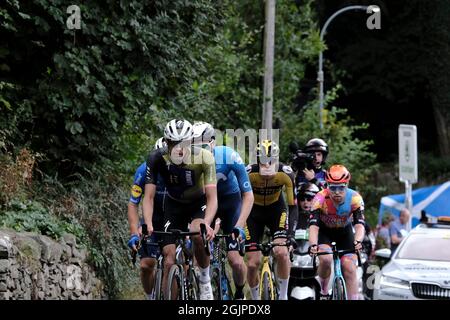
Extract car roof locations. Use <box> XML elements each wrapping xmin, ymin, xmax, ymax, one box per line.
<box><xmin>411</xmin><ymin>223</ymin><xmax>450</xmax><ymax>236</ymax></box>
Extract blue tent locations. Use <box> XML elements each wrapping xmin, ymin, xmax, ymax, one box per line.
<box><xmin>378</xmin><ymin>181</ymin><xmax>450</xmax><ymax>227</ymax></box>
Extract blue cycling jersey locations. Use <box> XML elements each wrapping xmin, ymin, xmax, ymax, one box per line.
<box><xmin>213</xmin><ymin>146</ymin><xmax>252</xmax><ymax>197</ymax></box>
<box><xmin>129</xmin><ymin>162</ymin><xmax>166</xmax><ymax>205</ymax></box>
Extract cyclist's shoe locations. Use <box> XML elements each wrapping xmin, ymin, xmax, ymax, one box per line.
<box><xmin>199</xmin><ymin>281</ymin><xmax>214</xmax><ymax>300</ymax></box>
<box><xmin>319</xmin><ymin>293</ymin><xmax>332</xmax><ymax>300</ymax></box>
<box><xmin>234</xmin><ymin>291</ymin><xmax>245</xmax><ymax>300</ymax></box>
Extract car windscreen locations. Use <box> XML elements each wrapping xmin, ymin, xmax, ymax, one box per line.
<box><xmin>396</xmin><ymin>232</ymin><xmax>450</xmax><ymax>262</ymax></box>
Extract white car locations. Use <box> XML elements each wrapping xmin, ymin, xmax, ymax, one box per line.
<box><xmin>373</xmin><ymin>217</ymin><xmax>450</xmax><ymax>300</ymax></box>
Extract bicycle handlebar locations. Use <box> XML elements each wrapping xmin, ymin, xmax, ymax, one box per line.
<box><xmin>312</xmin><ymin>247</ymin><xmax>362</xmax><ymax>270</ymax></box>
<box><xmin>152</xmin><ymin>229</ymin><xmax>200</xmax><ymax>237</ymax></box>
<box><xmin>244</xmin><ymin>239</ymin><xmax>291</xmax><ymax>252</ymax></box>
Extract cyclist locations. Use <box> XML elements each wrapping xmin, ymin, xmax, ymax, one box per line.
<box><xmin>294</xmin><ymin>183</ymin><xmax>320</xmax><ymax>230</ymax></box>
<box><xmin>308</xmin><ymin>165</ymin><xmax>365</xmax><ymax>300</ymax></box>
<box><xmin>142</xmin><ymin>119</ymin><xmax>217</xmax><ymax>300</ymax></box>
<box><xmin>245</xmin><ymin>140</ymin><xmax>298</xmax><ymax>300</ymax></box>
<box><xmin>295</xmin><ymin>138</ymin><xmax>328</xmax><ymax>191</ymax></box>
<box><xmin>192</xmin><ymin>121</ymin><xmax>254</xmax><ymax>300</ymax></box>
<box><xmin>127</xmin><ymin>137</ymin><xmax>166</xmax><ymax>300</ymax></box>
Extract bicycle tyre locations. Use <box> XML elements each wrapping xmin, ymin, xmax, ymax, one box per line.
<box><xmin>332</xmin><ymin>277</ymin><xmax>347</xmax><ymax>300</ymax></box>
<box><xmin>167</xmin><ymin>264</ymin><xmax>184</xmax><ymax>300</ymax></box>
<box><xmin>224</xmin><ymin>274</ymin><xmax>233</xmax><ymax>300</ymax></box>
<box><xmin>261</xmin><ymin>271</ymin><xmax>275</xmax><ymax>300</ymax></box>
<box><xmin>154</xmin><ymin>268</ymin><xmax>163</xmax><ymax>300</ymax></box>
<box><xmin>211</xmin><ymin>268</ymin><xmax>222</xmax><ymax>300</ymax></box>
<box><xmin>188</xmin><ymin>268</ymin><xmax>199</xmax><ymax>300</ymax></box>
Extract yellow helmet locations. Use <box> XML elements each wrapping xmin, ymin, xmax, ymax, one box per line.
<box><xmin>256</xmin><ymin>140</ymin><xmax>280</xmax><ymax>162</ymax></box>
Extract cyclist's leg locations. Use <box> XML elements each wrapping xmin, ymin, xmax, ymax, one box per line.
<box><xmin>317</xmin><ymin>226</ymin><xmax>334</xmax><ymax>297</ymax></box>
<box><xmin>141</xmin><ymin>215</ymin><xmax>164</xmax><ymax>299</ymax></box>
<box><xmin>219</xmin><ymin>193</ymin><xmax>247</xmax><ymax>299</ymax></box>
<box><xmin>268</xmin><ymin>199</ymin><xmax>290</xmax><ymax>300</ymax></box>
<box><xmin>138</xmin><ymin>231</ymin><xmax>159</xmax><ymax>299</ymax></box>
<box><xmin>338</xmin><ymin>225</ymin><xmax>359</xmax><ymax>300</ymax></box>
<box><xmin>245</xmin><ymin>205</ymin><xmax>264</xmax><ymax>300</ymax></box>
<box><xmin>189</xmin><ymin>196</ymin><xmax>214</xmax><ymax>300</ymax></box>
<box><xmin>161</xmin><ymin>196</ymin><xmax>188</xmax><ymax>299</ymax></box>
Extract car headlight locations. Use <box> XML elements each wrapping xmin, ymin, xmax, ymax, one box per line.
<box><xmin>292</xmin><ymin>254</ymin><xmax>313</xmax><ymax>268</ymax></box>
<box><xmin>380</xmin><ymin>275</ymin><xmax>410</xmax><ymax>290</ymax></box>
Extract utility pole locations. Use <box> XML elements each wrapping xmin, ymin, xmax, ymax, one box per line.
<box><xmin>262</xmin><ymin>0</ymin><xmax>275</xmax><ymax>133</ymax></box>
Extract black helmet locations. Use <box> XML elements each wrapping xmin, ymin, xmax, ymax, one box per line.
<box><xmin>304</xmin><ymin>138</ymin><xmax>328</xmax><ymax>161</ymax></box>
<box><xmin>298</xmin><ymin>183</ymin><xmax>320</xmax><ymax>198</ymax></box>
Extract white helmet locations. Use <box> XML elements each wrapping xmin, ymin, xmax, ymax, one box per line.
<box><xmin>192</xmin><ymin>121</ymin><xmax>215</xmax><ymax>144</ymax></box>
<box><xmin>163</xmin><ymin>119</ymin><xmax>193</xmax><ymax>142</ymax></box>
<box><xmin>154</xmin><ymin>137</ymin><xmax>166</xmax><ymax>150</ymax></box>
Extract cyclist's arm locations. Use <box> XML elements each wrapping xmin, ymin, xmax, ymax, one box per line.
<box><xmin>230</xmin><ymin>151</ymin><xmax>254</xmax><ymax>228</ymax></box>
<box><xmin>352</xmin><ymin>195</ymin><xmax>366</xmax><ymax>243</ymax></box>
<box><xmin>142</xmin><ymin>184</ymin><xmax>156</xmax><ymax>232</ymax></box>
<box><xmin>288</xmin><ymin>204</ymin><xmax>298</xmax><ymax>238</ymax></box>
<box><xmin>203</xmin><ymin>149</ymin><xmax>218</xmax><ymax>225</ymax></box>
<box><xmin>143</xmin><ymin>152</ymin><xmax>159</xmax><ymax>232</ymax></box>
<box><xmin>308</xmin><ymin>209</ymin><xmax>320</xmax><ymax>245</ymax></box>
<box><xmin>128</xmin><ymin>202</ymin><xmax>140</xmax><ymax>236</ymax></box>
<box><xmin>236</xmin><ymin>191</ymin><xmax>254</xmax><ymax>228</ymax></box>
<box><xmin>128</xmin><ymin>164</ymin><xmax>145</xmax><ymax>235</ymax></box>
<box><xmin>282</xmin><ymin>166</ymin><xmax>298</xmax><ymax>237</ymax></box>
<box><xmin>204</xmin><ymin>185</ymin><xmax>218</xmax><ymax>226</ymax></box>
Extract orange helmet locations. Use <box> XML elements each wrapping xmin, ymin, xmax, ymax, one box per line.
<box><xmin>326</xmin><ymin>165</ymin><xmax>351</xmax><ymax>184</ymax></box>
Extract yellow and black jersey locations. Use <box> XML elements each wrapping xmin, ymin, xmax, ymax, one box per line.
<box><xmin>246</xmin><ymin>163</ymin><xmax>297</xmax><ymax>206</ymax></box>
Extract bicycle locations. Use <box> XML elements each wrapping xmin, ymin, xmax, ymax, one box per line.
<box><xmin>312</xmin><ymin>241</ymin><xmax>361</xmax><ymax>300</ymax></box>
<box><xmin>206</xmin><ymin>219</ymin><xmax>245</xmax><ymax>300</ymax></box>
<box><xmin>153</xmin><ymin>224</ymin><xmax>209</xmax><ymax>300</ymax></box>
<box><xmin>245</xmin><ymin>237</ymin><xmax>291</xmax><ymax>300</ymax></box>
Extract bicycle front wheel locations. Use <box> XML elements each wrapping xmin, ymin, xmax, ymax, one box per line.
<box><xmin>332</xmin><ymin>277</ymin><xmax>347</xmax><ymax>300</ymax></box>
<box><xmin>154</xmin><ymin>268</ymin><xmax>163</xmax><ymax>300</ymax></box>
<box><xmin>211</xmin><ymin>268</ymin><xmax>222</xmax><ymax>300</ymax></box>
<box><xmin>188</xmin><ymin>268</ymin><xmax>199</xmax><ymax>300</ymax></box>
<box><xmin>167</xmin><ymin>264</ymin><xmax>184</xmax><ymax>300</ymax></box>
<box><xmin>261</xmin><ymin>271</ymin><xmax>275</xmax><ymax>300</ymax></box>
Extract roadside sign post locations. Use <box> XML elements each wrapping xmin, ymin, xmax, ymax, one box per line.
<box><xmin>398</xmin><ymin>124</ymin><xmax>418</xmax><ymax>231</ymax></box>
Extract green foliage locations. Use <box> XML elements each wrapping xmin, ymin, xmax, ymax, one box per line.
<box><xmin>0</xmin><ymin>199</ymin><xmax>87</xmax><ymax>243</ymax></box>
<box><xmin>31</xmin><ymin>168</ymin><xmax>135</xmax><ymax>298</ymax></box>
<box><xmin>1</xmin><ymin>0</ymin><xmax>225</xmax><ymax>174</ymax></box>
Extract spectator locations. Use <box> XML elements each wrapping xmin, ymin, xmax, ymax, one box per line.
<box><xmin>376</xmin><ymin>213</ymin><xmax>393</xmax><ymax>249</ymax></box>
<box><xmin>389</xmin><ymin>208</ymin><xmax>410</xmax><ymax>257</ymax></box>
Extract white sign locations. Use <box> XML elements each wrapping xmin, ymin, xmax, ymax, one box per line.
<box><xmin>399</xmin><ymin>124</ymin><xmax>418</xmax><ymax>183</ymax></box>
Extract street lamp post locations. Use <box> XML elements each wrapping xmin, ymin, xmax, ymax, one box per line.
<box><xmin>318</xmin><ymin>5</ymin><xmax>368</xmax><ymax>130</ymax></box>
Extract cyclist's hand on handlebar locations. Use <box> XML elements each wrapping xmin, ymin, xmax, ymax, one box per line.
<box><xmin>354</xmin><ymin>240</ymin><xmax>363</xmax><ymax>251</ymax></box>
<box><xmin>308</xmin><ymin>244</ymin><xmax>318</xmax><ymax>256</ymax></box>
<box><xmin>232</xmin><ymin>226</ymin><xmax>246</xmax><ymax>242</ymax></box>
<box><xmin>127</xmin><ymin>234</ymin><xmax>140</xmax><ymax>252</ymax></box>
<box><xmin>205</xmin><ymin>223</ymin><xmax>215</xmax><ymax>241</ymax></box>
<box><xmin>288</xmin><ymin>236</ymin><xmax>297</xmax><ymax>252</ymax></box>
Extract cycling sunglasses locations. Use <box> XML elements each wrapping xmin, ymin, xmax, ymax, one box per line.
<box><xmin>329</xmin><ymin>184</ymin><xmax>347</xmax><ymax>193</ymax></box>
<box><xmin>299</xmin><ymin>195</ymin><xmax>314</xmax><ymax>202</ymax></box>
<box><xmin>167</xmin><ymin>140</ymin><xmax>191</xmax><ymax>149</ymax></box>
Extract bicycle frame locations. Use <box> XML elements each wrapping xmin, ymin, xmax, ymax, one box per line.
<box><xmin>313</xmin><ymin>242</ymin><xmax>361</xmax><ymax>300</ymax></box>
<box><xmin>259</xmin><ymin>254</ymin><xmax>276</xmax><ymax>300</ymax></box>
<box><xmin>153</xmin><ymin>228</ymin><xmax>203</xmax><ymax>300</ymax></box>
<box><xmin>246</xmin><ymin>239</ymin><xmax>290</xmax><ymax>300</ymax></box>
<box><xmin>211</xmin><ymin>235</ymin><xmax>233</xmax><ymax>300</ymax></box>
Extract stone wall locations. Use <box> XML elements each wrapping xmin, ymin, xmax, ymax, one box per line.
<box><xmin>0</xmin><ymin>229</ymin><xmax>106</xmax><ymax>300</ymax></box>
